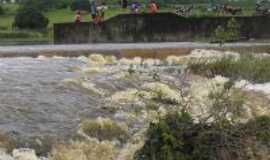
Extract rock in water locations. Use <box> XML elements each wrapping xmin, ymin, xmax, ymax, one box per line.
<box><xmin>12</xmin><ymin>149</ymin><xmax>39</xmax><ymax>160</ymax></box>
<box><xmin>0</xmin><ymin>150</ymin><xmax>14</xmax><ymax>160</ymax></box>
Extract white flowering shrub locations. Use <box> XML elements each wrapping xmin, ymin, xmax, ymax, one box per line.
<box><xmin>142</xmin><ymin>82</ymin><xmax>182</xmax><ymax>104</ymax></box>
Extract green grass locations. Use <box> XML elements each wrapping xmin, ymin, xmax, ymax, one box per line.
<box><xmin>0</xmin><ymin>30</ymin><xmax>49</xmax><ymax>45</ymax></box>
<box><xmin>0</xmin><ymin>4</ymin><xmax>19</xmax><ymax>30</ymax></box>
<box><xmin>47</xmin><ymin>8</ymin><xmax>90</xmax><ymax>27</ymax></box>
<box><xmin>189</xmin><ymin>55</ymin><xmax>270</xmax><ymax>83</ymax></box>
<box><xmin>0</xmin><ymin>15</ymin><xmax>13</xmax><ymax>30</ymax></box>
<box><xmin>2</xmin><ymin>3</ymin><xmax>19</xmax><ymax>15</ymax></box>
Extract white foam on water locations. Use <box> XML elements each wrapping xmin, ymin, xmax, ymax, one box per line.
<box><xmin>244</xmin><ymin>83</ymin><xmax>270</xmax><ymax>95</ymax></box>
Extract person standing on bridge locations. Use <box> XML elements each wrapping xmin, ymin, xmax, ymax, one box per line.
<box><xmin>90</xmin><ymin>0</ymin><xmax>98</xmax><ymax>23</ymax></box>
<box><xmin>149</xmin><ymin>0</ymin><xmax>159</xmax><ymax>14</ymax></box>
<box><xmin>75</xmin><ymin>10</ymin><xmax>82</xmax><ymax>23</ymax></box>
<box><xmin>95</xmin><ymin>2</ymin><xmax>108</xmax><ymax>24</ymax></box>
<box><xmin>131</xmin><ymin>1</ymin><xmax>141</xmax><ymax>14</ymax></box>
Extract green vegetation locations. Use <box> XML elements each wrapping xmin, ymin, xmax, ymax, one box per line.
<box><xmin>214</xmin><ymin>18</ymin><xmax>240</xmax><ymax>45</ymax></box>
<box><xmin>135</xmin><ymin>112</ymin><xmax>270</xmax><ymax>160</ymax></box>
<box><xmin>80</xmin><ymin>118</ymin><xmax>128</xmax><ymax>142</ymax></box>
<box><xmin>208</xmin><ymin>80</ymin><xmax>245</xmax><ymax>123</ymax></box>
<box><xmin>0</xmin><ymin>31</ymin><xmax>44</xmax><ymax>38</ymax></box>
<box><xmin>14</xmin><ymin>7</ymin><xmax>49</xmax><ymax>30</ymax></box>
<box><xmin>70</xmin><ymin>0</ymin><xmax>90</xmax><ymax>11</ymax></box>
<box><xmin>189</xmin><ymin>55</ymin><xmax>270</xmax><ymax>83</ymax></box>
<box><xmin>226</xmin><ymin>18</ymin><xmax>240</xmax><ymax>41</ymax></box>
<box><xmin>20</xmin><ymin>0</ymin><xmax>69</xmax><ymax>12</ymax></box>
<box><xmin>245</xmin><ymin>116</ymin><xmax>270</xmax><ymax>143</ymax></box>
<box><xmin>0</xmin><ymin>5</ymin><xmax>4</xmax><ymax>15</ymax></box>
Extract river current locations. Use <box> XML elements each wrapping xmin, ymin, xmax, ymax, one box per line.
<box><xmin>0</xmin><ymin>57</ymin><xmax>92</xmax><ymax>141</ymax></box>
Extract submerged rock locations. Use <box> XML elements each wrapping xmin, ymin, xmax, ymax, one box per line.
<box><xmin>12</xmin><ymin>149</ymin><xmax>39</xmax><ymax>160</ymax></box>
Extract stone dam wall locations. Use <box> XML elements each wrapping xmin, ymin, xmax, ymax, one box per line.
<box><xmin>54</xmin><ymin>13</ymin><xmax>270</xmax><ymax>44</ymax></box>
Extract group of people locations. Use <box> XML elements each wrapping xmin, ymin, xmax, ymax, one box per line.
<box><xmin>130</xmin><ymin>0</ymin><xmax>159</xmax><ymax>14</ymax></box>
<box><xmin>75</xmin><ymin>0</ymin><xmax>108</xmax><ymax>24</ymax></box>
<box><xmin>75</xmin><ymin>0</ymin><xmax>160</xmax><ymax>24</ymax></box>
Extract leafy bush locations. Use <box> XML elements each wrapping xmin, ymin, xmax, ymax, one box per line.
<box><xmin>226</xmin><ymin>18</ymin><xmax>240</xmax><ymax>41</ymax></box>
<box><xmin>135</xmin><ymin>112</ymin><xmax>270</xmax><ymax>160</ymax></box>
<box><xmin>135</xmin><ymin>112</ymin><xmax>195</xmax><ymax>160</ymax></box>
<box><xmin>52</xmin><ymin>0</ymin><xmax>70</xmax><ymax>9</ymax></box>
<box><xmin>189</xmin><ymin>56</ymin><xmax>270</xmax><ymax>83</ymax></box>
<box><xmin>70</xmin><ymin>0</ymin><xmax>90</xmax><ymax>11</ymax></box>
<box><xmin>21</xmin><ymin>0</ymin><xmax>69</xmax><ymax>11</ymax></box>
<box><xmin>214</xmin><ymin>25</ymin><xmax>227</xmax><ymax>45</ymax></box>
<box><xmin>245</xmin><ymin>116</ymin><xmax>270</xmax><ymax>144</ymax></box>
<box><xmin>14</xmin><ymin>7</ymin><xmax>49</xmax><ymax>30</ymax></box>
<box><xmin>214</xmin><ymin>18</ymin><xmax>240</xmax><ymax>44</ymax></box>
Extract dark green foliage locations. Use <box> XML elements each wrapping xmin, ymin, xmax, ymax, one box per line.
<box><xmin>53</xmin><ymin>0</ymin><xmax>70</xmax><ymax>9</ymax></box>
<box><xmin>135</xmin><ymin>112</ymin><xmax>270</xmax><ymax>160</ymax></box>
<box><xmin>70</xmin><ymin>0</ymin><xmax>90</xmax><ymax>11</ymax></box>
<box><xmin>135</xmin><ymin>112</ymin><xmax>194</xmax><ymax>160</ymax></box>
<box><xmin>244</xmin><ymin>116</ymin><xmax>270</xmax><ymax>144</ymax></box>
<box><xmin>214</xmin><ymin>18</ymin><xmax>240</xmax><ymax>44</ymax></box>
<box><xmin>20</xmin><ymin>0</ymin><xmax>69</xmax><ymax>11</ymax></box>
<box><xmin>0</xmin><ymin>5</ymin><xmax>4</xmax><ymax>15</ymax></box>
<box><xmin>226</xmin><ymin>18</ymin><xmax>240</xmax><ymax>41</ymax></box>
<box><xmin>214</xmin><ymin>25</ymin><xmax>227</xmax><ymax>45</ymax></box>
<box><xmin>14</xmin><ymin>7</ymin><xmax>49</xmax><ymax>30</ymax></box>
<box><xmin>189</xmin><ymin>56</ymin><xmax>270</xmax><ymax>83</ymax></box>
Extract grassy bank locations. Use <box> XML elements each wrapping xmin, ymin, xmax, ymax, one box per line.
<box><xmin>189</xmin><ymin>55</ymin><xmax>270</xmax><ymax>83</ymax></box>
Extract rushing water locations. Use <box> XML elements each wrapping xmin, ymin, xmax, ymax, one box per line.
<box><xmin>0</xmin><ymin>49</ymin><xmax>269</xmax><ymax>156</ymax></box>
<box><xmin>0</xmin><ymin>57</ymin><xmax>94</xmax><ymax>142</ymax></box>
